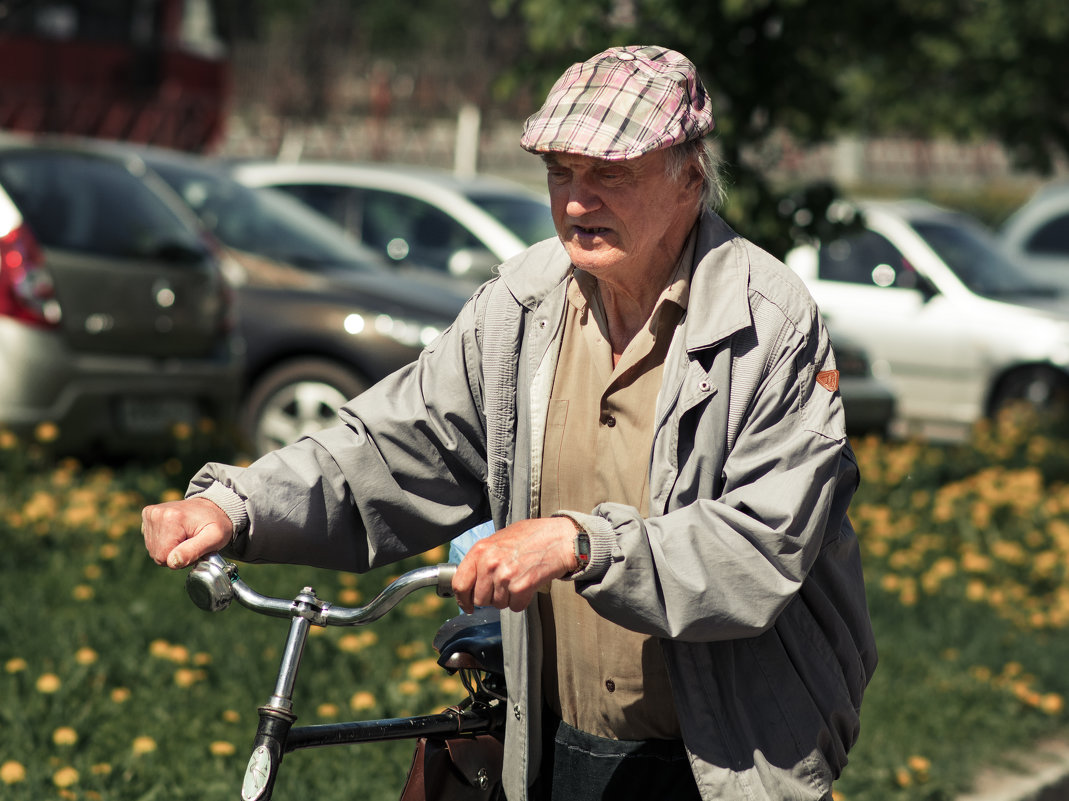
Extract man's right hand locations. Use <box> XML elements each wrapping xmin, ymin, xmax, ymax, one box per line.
<box><xmin>141</xmin><ymin>496</ymin><xmax>234</xmax><ymax>570</ymax></box>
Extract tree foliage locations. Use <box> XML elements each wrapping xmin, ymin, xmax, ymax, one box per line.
<box><xmin>494</xmin><ymin>0</ymin><xmax>1069</xmax><ymax>252</ymax></box>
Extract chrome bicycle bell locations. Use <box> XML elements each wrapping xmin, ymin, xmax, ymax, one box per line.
<box><xmin>186</xmin><ymin>554</ymin><xmax>235</xmax><ymax>612</ymax></box>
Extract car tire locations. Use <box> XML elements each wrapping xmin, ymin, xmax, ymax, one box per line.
<box><xmin>242</xmin><ymin>359</ymin><xmax>369</xmax><ymax>457</ymax></box>
<box><xmin>989</xmin><ymin>365</ymin><xmax>1069</xmax><ymax>418</ymax></box>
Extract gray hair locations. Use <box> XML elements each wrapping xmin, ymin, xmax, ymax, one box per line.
<box><xmin>663</xmin><ymin>137</ymin><xmax>726</xmax><ymax>210</ymax></box>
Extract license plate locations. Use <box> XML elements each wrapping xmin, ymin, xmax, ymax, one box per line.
<box><xmin>117</xmin><ymin>398</ymin><xmax>197</xmax><ymax>434</ymax></box>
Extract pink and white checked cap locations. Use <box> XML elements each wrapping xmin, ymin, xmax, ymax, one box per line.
<box><xmin>520</xmin><ymin>45</ymin><xmax>715</xmax><ymax>161</ymax></box>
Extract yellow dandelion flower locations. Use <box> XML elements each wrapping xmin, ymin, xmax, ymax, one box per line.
<box><xmin>894</xmin><ymin>767</ymin><xmax>912</xmax><ymax>787</ymax></box>
<box><xmin>316</xmin><ymin>703</ymin><xmax>340</xmax><ymax>718</ymax></box>
<box><xmin>406</xmin><ymin>593</ymin><xmax>445</xmax><ymax>616</ymax></box>
<box><xmin>5</xmin><ymin>657</ymin><xmax>28</xmax><ymax>673</ymax></box>
<box><xmin>434</xmin><ymin>674</ymin><xmax>465</xmax><ymax>696</ymax></box>
<box><xmin>35</xmin><ymin>421</ymin><xmax>60</xmax><ymax>443</ymax></box>
<box><xmin>193</xmin><ymin>652</ymin><xmax>212</xmax><ymax>666</ymax></box>
<box><xmin>350</xmin><ymin>691</ymin><xmax>376</xmax><ymax>711</ymax></box>
<box><xmin>132</xmin><ymin>736</ymin><xmax>157</xmax><ymax>756</ymax></box>
<box><xmin>98</xmin><ymin>543</ymin><xmax>120</xmax><ymax>560</ymax></box>
<box><xmin>408</xmin><ymin>658</ymin><xmax>442</xmax><ymax>681</ymax></box>
<box><xmin>110</xmin><ymin>687</ymin><xmax>132</xmax><ymax>703</ymax></box>
<box><xmin>1</xmin><ymin>761</ymin><xmax>27</xmax><ymax>784</ymax></box>
<box><xmin>149</xmin><ymin>639</ymin><xmax>172</xmax><ymax>658</ymax></box>
<box><xmin>337</xmin><ymin>631</ymin><xmax>377</xmax><ymax>653</ymax></box>
<box><xmin>338</xmin><ymin>588</ymin><xmax>362</xmax><ymax>605</ymax></box>
<box><xmin>174</xmin><ymin>668</ymin><xmax>206</xmax><ymax>688</ymax></box>
<box><xmin>1003</xmin><ymin>662</ymin><xmax>1024</xmax><ymax>678</ymax></box>
<box><xmin>172</xmin><ymin>422</ymin><xmax>193</xmax><ymax>441</ymax></box>
<box><xmin>0</xmin><ymin>429</ymin><xmax>17</xmax><ymax>449</ymax></box>
<box><xmin>961</xmin><ymin>551</ymin><xmax>992</xmax><ymax>573</ymax></box>
<box><xmin>52</xmin><ymin>766</ymin><xmax>79</xmax><ymax>788</ymax></box>
<box><xmin>36</xmin><ymin>673</ymin><xmax>61</xmax><ymax>693</ymax></box>
<box><xmin>908</xmin><ymin>755</ymin><xmax>931</xmax><ymax>780</ymax></box>
<box><xmin>160</xmin><ymin>488</ymin><xmax>183</xmax><ymax>503</ymax></box>
<box><xmin>965</xmin><ymin>579</ymin><xmax>986</xmax><ymax>602</ymax></box>
<box><xmin>72</xmin><ymin>584</ymin><xmax>94</xmax><ymax>601</ymax></box>
<box><xmin>53</xmin><ymin>727</ymin><xmax>78</xmax><ymax>746</ymax></box>
<box><xmin>90</xmin><ymin>764</ymin><xmax>112</xmax><ymax>776</ymax></box>
<box><xmin>398</xmin><ymin>679</ymin><xmax>420</xmax><ymax>696</ymax></box>
<box><xmin>75</xmin><ymin>647</ymin><xmax>98</xmax><ymax>665</ymax></box>
<box><xmin>209</xmin><ymin>741</ymin><xmax>236</xmax><ymax>756</ymax></box>
<box><xmin>396</xmin><ymin>642</ymin><xmax>422</xmax><ymax>660</ymax></box>
<box><xmin>223</xmin><ymin>709</ymin><xmax>241</xmax><ymax>723</ymax></box>
<box><xmin>167</xmin><ymin>644</ymin><xmax>190</xmax><ymax>664</ymax></box>
<box><xmin>1040</xmin><ymin>694</ymin><xmax>1064</xmax><ymax>715</ymax></box>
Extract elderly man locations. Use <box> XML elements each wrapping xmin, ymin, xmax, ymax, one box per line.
<box><xmin>143</xmin><ymin>45</ymin><xmax>876</xmax><ymax>801</ymax></box>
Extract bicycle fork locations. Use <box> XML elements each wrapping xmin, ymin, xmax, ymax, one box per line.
<box><xmin>241</xmin><ymin>589</ymin><xmax>315</xmax><ymax>801</ymax></box>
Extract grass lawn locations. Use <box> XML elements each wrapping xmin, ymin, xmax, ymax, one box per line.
<box><xmin>4</xmin><ymin>408</ymin><xmax>1069</xmax><ymax>800</ymax></box>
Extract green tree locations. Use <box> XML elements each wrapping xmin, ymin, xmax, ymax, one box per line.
<box><xmin>498</xmin><ymin>0</ymin><xmax>1069</xmax><ymax>253</ymax></box>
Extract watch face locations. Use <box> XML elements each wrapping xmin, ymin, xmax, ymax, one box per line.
<box><xmin>576</xmin><ymin>532</ymin><xmax>591</xmax><ymax>561</ymax></box>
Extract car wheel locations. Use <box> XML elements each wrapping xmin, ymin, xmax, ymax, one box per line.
<box><xmin>243</xmin><ymin>359</ymin><xmax>369</xmax><ymax>457</ymax></box>
<box><xmin>989</xmin><ymin>365</ymin><xmax>1069</xmax><ymax>418</ymax></box>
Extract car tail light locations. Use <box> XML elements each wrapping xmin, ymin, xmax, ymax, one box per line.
<box><xmin>0</xmin><ymin>222</ymin><xmax>61</xmax><ymax>328</ymax></box>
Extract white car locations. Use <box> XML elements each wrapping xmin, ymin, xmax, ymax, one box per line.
<box><xmin>1000</xmin><ymin>180</ymin><xmax>1069</xmax><ymax>291</ymax></box>
<box><xmin>229</xmin><ymin>161</ymin><xmax>556</xmax><ymax>283</ymax></box>
<box><xmin>785</xmin><ymin>199</ymin><xmax>1069</xmax><ymax>438</ymax></box>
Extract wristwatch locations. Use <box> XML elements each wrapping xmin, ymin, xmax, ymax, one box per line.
<box><xmin>553</xmin><ymin>513</ymin><xmax>590</xmax><ymax>574</ymax></box>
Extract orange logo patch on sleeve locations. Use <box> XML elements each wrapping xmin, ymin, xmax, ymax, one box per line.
<box><xmin>816</xmin><ymin>370</ymin><xmax>840</xmax><ymax>392</ymax></box>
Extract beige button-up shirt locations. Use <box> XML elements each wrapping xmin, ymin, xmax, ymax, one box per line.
<box><xmin>537</xmin><ymin>237</ymin><xmax>693</xmax><ymax>740</ymax></box>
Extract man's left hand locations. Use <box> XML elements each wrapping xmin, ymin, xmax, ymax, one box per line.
<box><xmin>452</xmin><ymin>517</ymin><xmax>579</xmax><ymax>613</ymax></box>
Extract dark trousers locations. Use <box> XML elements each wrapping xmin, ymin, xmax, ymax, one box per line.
<box><xmin>531</xmin><ymin>715</ymin><xmax>703</xmax><ymax>801</ymax></box>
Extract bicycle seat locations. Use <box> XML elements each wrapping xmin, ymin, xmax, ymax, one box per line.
<box><xmin>433</xmin><ymin>607</ymin><xmax>504</xmax><ymax>677</ymax></box>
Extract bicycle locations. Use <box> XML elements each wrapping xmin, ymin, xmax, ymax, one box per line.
<box><xmin>184</xmin><ymin>553</ymin><xmax>507</xmax><ymax>801</ymax></box>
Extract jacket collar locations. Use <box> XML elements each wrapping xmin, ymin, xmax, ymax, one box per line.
<box><xmin>685</xmin><ymin>210</ymin><xmax>752</xmax><ymax>352</ymax></box>
<box><xmin>497</xmin><ymin>209</ymin><xmax>753</xmax><ymax>352</ymax></box>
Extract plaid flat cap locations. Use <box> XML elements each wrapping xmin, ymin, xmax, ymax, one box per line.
<box><xmin>520</xmin><ymin>45</ymin><xmax>714</xmax><ymax>161</ymax></box>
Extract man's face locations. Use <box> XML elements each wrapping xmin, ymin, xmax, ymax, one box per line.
<box><xmin>544</xmin><ymin>149</ymin><xmax>701</xmax><ymax>283</ymax></box>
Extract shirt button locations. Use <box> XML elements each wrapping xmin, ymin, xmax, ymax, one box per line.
<box><xmin>605</xmin><ymin>679</ymin><xmax>616</xmax><ymax>693</ymax></box>
<box><xmin>603</xmin><ymin>415</ymin><xmax>617</xmax><ymax>427</ymax></box>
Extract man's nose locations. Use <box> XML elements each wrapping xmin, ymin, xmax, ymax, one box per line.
<box><xmin>565</xmin><ymin>177</ymin><xmax>602</xmax><ymax>217</ymax></box>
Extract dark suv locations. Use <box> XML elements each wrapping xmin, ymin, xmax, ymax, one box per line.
<box><xmin>0</xmin><ymin>137</ymin><xmax>241</xmax><ymax>457</ymax></box>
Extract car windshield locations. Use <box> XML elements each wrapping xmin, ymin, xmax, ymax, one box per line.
<box><xmin>466</xmin><ymin>192</ymin><xmax>556</xmax><ymax>245</ymax></box>
<box><xmin>149</xmin><ymin>161</ymin><xmax>387</xmax><ymax>273</ymax></box>
<box><xmin>910</xmin><ymin>215</ymin><xmax>1053</xmax><ymax>299</ymax></box>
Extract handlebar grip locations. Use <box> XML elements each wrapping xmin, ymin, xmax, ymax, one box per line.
<box><xmin>436</xmin><ymin>563</ymin><xmax>458</xmax><ymax>598</ymax></box>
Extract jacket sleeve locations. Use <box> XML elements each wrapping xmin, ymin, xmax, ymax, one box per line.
<box><xmin>575</xmin><ymin>291</ymin><xmax>860</xmax><ymax>642</ymax></box>
<box><xmin>185</xmin><ymin>288</ymin><xmax>494</xmax><ymax>572</ymax></box>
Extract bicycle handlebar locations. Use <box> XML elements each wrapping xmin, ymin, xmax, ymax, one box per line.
<box><xmin>185</xmin><ymin>554</ymin><xmax>458</xmax><ymax>627</ymax></box>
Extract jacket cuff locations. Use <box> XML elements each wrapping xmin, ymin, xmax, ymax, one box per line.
<box><xmin>554</xmin><ymin>510</ymin><xmax>614</xmax><ymax>582</ymax></box>
<box><xmin>187</xmin><ymin>481</ymin><xmax>250</xmax><ymax>544</ymax></box>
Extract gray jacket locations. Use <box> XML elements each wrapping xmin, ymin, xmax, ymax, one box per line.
<box><xmin>193</xmin><ymin>210</ymin><xmax>877</xmax><ymax>801</ymax></box>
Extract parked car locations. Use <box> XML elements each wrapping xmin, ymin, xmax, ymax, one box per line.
<box><xmin>785</xmin><ymin>199</ymin><xmax>1069</xmax><ymax>438</ymax></box>
<box><xmin>828</xmin><ymin>338</ymin><xmax>897</xmax><ymax>437</ymax></box>
<box><xmin>229</xmin><ymin>160</ymin><xmax>556</xmax><ymax>282</ymax></box>
<box><xmin>1000</xmin><ymin>180</ymin><xmax>1069</xmax><ymax>291</ymax></box>
<box><xmin>0</xmin><ymin>135</ymin><xmax>241</xmax><ymax>457</ymax></box>
<box><xmin>125</xmin><ymin>146</ymin><xmax>470</xmax><ymax>457</ymax></box>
